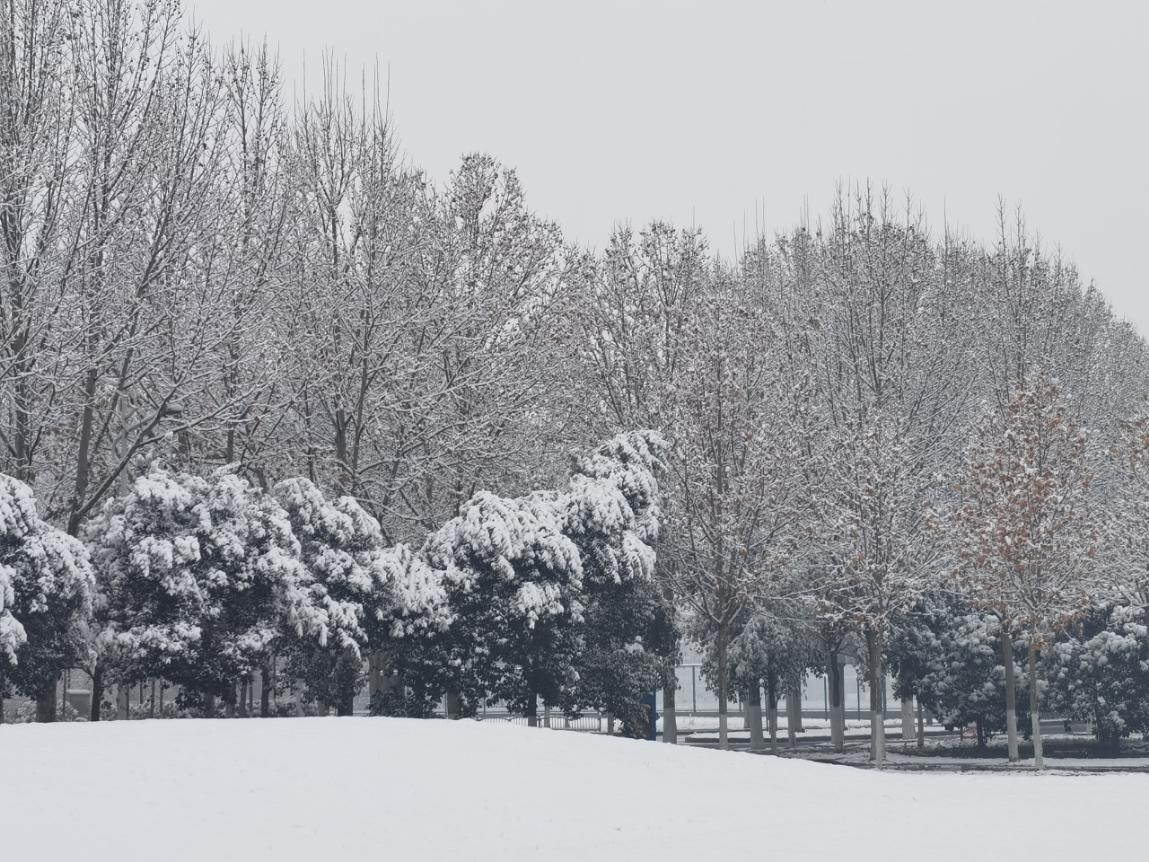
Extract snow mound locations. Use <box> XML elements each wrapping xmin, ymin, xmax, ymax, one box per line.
<box><xmin>0</xmin><ymin>718</ymin><xmax>1143</xmax><ymax>860</ymax></box>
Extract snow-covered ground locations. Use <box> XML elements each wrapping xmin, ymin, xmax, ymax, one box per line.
<box><xmin>1</xmin><ymin>717</ymin><xmax>1144</xmax><ymax>860</ymax></box>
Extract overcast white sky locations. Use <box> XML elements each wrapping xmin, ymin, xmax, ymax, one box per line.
<box><xmin>190</xmin><ymin>0</ymin><xmax>1149</xmax><ymax>333</ymax></box>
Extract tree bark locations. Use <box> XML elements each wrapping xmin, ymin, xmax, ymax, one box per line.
<box><xmin>716</xmin><ymin>624</ymin><xmax>729</xmax><ymax>750</ymax></box>
<box><xmin>1001</xmin><ymin>629</ymin><xmax>1020</xmax><ymax>763</ymax></box>
<box><xmin>35</xmin><ymin>678</ymin><xmax>57</xmax><ymax>723</ymax></box>
<box><xmin>789</xmin><ymin>681</ymin><xmax>803</xmax><ymax>733</ymax></box>
<box><xmin>828</xmin><ymin>649</ymin><xmax>844</xmax><ymax>752</ymax></box>
<box><xmin>336</xmin><ymin>687</ymin><xmax>354</xmax><ymax>716</ymax></box>
<box><xmin>916</xmin><ymin>698</ymin><xmax>925</xmax><ymax>749</ymax></box>
<box><xmin>90</xmin><ymin>664</ymin><xmax>103</xmax><ymax>722</ymax></box>
<box><xmin>766</xmin><ymin>671</ymin><xmax>779</xmax><ymax>753</ymax></box>
<box><xmin>661</xmin><ymin>585</ymin><xmax>678</xmax><ymax>744</ymax></box>
<box><xmin>526</xmin><ymin>691</ymin><xmax>538</xmax><ymax>728</ymax></box>
<box><xmin>1028</xmin><ymin>641</ymin><xmax>1044</xmax><ymax>770</ymax></box>
<box><xmin>260</xmin><ymin>664</ymin><xmax>272</xmax><ymax>718</ymax></box>
<box><xmin>866</xmin><ymin>628</ymin><xmax>886</xmax><ymax>766</ymax></box>
<box><xmin>747</xmin><ymin>683</ymin><xmax>764</xmax><ymax>751</ymax></box>
<box><xmin>662</xmin><ymin>674</ymin><xmax>677</xmax><ymax>744</ymax></box>
<box><xmin>900</xmin><ymin>695</ymin><xmax>914</xmax><ymax>742</ymax></box>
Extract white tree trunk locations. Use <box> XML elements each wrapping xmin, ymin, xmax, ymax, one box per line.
<box><xmin>1028</xmin><ymin>642</ymin><xmax>1044</xmax><ymax>770</ymax></box>
<box><xmin>789</xmin><ymin>681</ymin><xmax>803</xmax><ymax>732</ymax></box>
<box><xmin>901</xmin><ymin>696</ymin><xmax>914</xmax><ymax>742</ymax></box>
<box><xmin>785</xmin><ymin>689</ymin><xmax>798</xmax><ymax>746</ymax></box>
<box><xmin>916</xmin><ymin>698</ymin><xmax>925</xmax><ymax>749</ymax></box>
<box><xmin>867</xmin><ymin>630</ymin><xmax>886</xmax><ymax>766</ymax></box>
<box><xmin>1002</xmin><ymin>630</ymin><xmax>1020</xmax><ymax>763</ymax></box>
<box><xmin>716</xmin><ymin>631</ymin><xmax>730</xmax><ymax>750</ymax></box>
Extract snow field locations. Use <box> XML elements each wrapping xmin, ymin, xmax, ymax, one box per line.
<box><xmin>0</xmin><ymin>717</ymin><xmax>1143</xmax><ymax>861</ymax></box>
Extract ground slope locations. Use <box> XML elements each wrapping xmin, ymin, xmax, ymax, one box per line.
<box><xmin>0</xmin><ymin>717</ymin><xmax>1141</xmax><ymax>860</ymax></box>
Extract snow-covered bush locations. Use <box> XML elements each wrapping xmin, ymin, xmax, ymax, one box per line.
<box><xmin>1044</xmin><ymin>604</ymin><xmax>1149</xmax><ymax>751</ymax></box>
<box><xmin>888</xmin><ymin>597</ymin><xmax>1029</xmax><ymax>747</ymax></box>
<box><xmin>0</xmin><ymin>474</ymin><xmax>95</xmax><ymax>717</ymax></box>
<box><xmin>85</xmin><ymin>465</ymin><xmax>327</xmax><ymax>711</ymax></box>
<box><xmin>274</xmin><ymin>478</ymin><xmax>450</xmax><ymax>714</ymax></box>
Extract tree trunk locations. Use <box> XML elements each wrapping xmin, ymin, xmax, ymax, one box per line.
<box><xmin>90</xmin><ymin>664</ymin><xmax>103</xmax><ymax>722</ymax></box>
<box><xmin>1028</xmin><ymin>641</ymin><xmax>1044</xmax><ymax>770</ymax></box>
<box><xmin>260</xmin><ymin>664</ymin><xmax>272</xmax><ymax>718</ymax></box>
<box><xmin>336</xmin><ymin>687</ymin><xmax>354</xmax><ymax>716</ymax></box>
<box><xmin>789</xmin><ymin>681</ymin><xmax>803</xmax><ymax>732</ymax></box>
<box><xmin>900</xmin><ymin>695</ymin><xmax>914</xmax><ymax>742</ymax></box>
<box><xmin>828</xmin><ymin>649</ymin><xmax>844</xmax><ymax>752</ymax></box>
<box><xmin>237</xmin><ymin>678</ymin><xmax>249</xmax><ymax>717</ymax></box>
<box><xmin>526</xmin><ymin>691</ymin><xmax>538</xmax><ymax>728</ymax></box>
<box><xmin>116</xmin><ymin>685</ymin><xmax>129</xmax><ymax>720</ymax></box>
<box><xmin>785</xmin><ymin>680</ymin><xmax>803</xmax><ymax>745</ymax></box>
<box><xmin>662</xmin><ymin>675</ymin><xmax>677</xmax><ymax>744</ymax></box>
<box><xmin>661</xmin><ymin>584</ymin><xmax>678</xmax><ymax>744</ymax></box>
<box><xmin>446</xmin><ymin>690</ymin><xmax>462</xmax><ymax>720</ymax></box>
<box><xmin>747</xmin><ymin>683</ymin><xmax>764</xmax><ymax>751</ymax></box>
<box><xmin>35</xmin><ymin>678</ymin><xmax>57</xmax><ymax>723</ymax></box>
<box><xmin>766</xmin><ymin>671</ymin><xmax>779</xmax><ymax>753</ymax></box>
<box><xmin>1001</xmin><ymin>628</ymin><xmax>1020</xmax><ymax>763</ymax></box>
<box><xmin>916</xmin><ymin>697</ymin><xmax>925</xmax><ymax>749</ymax></box>
<box><xmin>716</xmin><ymin>624</ymin><xmax>729</xmax><ymax>750</ymax></box>
<box><xmin>866</xmin><ymin>628</ymin><xmax>886</xmax><ymax>766</ymax></box>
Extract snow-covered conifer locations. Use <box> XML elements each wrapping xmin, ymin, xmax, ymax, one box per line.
<box><xmin>0</xmin><ymin>475</ymin><xmax>95</xmax><ymax>720</ymax></box>
<box><xmin>86</xmin><ymin>465</ymin><xmax>325</xmax><ymax>713</ymax></box>
<box><xmin>423</xmin><ymin>489</ymin><xmax>584</xmax><ymax>723</ymax></box>
<box><xmin>561</xmin><ymin>431</ymin><xmax>673</xmax><ymax>734</ymax></box>
<box><xmin>274</xmin><ymin>478</ymin><xmax>450</xmax><ymax>714</ymax></box>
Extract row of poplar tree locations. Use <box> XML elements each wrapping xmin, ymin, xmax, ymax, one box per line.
<box><xmin>6</xmin><ymin>1</ymin><xmax>1149</xmax><ymax>763</ymax></box>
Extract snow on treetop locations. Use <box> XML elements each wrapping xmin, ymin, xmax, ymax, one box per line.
<box><xmin>424</xmin><ymin>490</ymin><xmax>583</xmax><ymax>591</ymax></box>
<box><xmin>274</xmin><ymin>477</ymin><xmax>451</xmax><ymax>650</ymax></box>
<box><xmin>570</xmin><ymin>429</ymin><xmax>666</xmax><ymax>543</ymax></box>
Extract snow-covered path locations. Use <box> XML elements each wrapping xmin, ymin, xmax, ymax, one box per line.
<box><xmin>0</xmin><ymin>717</ymin><xmax>1141</xmax><ymax>860</ymax></box>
